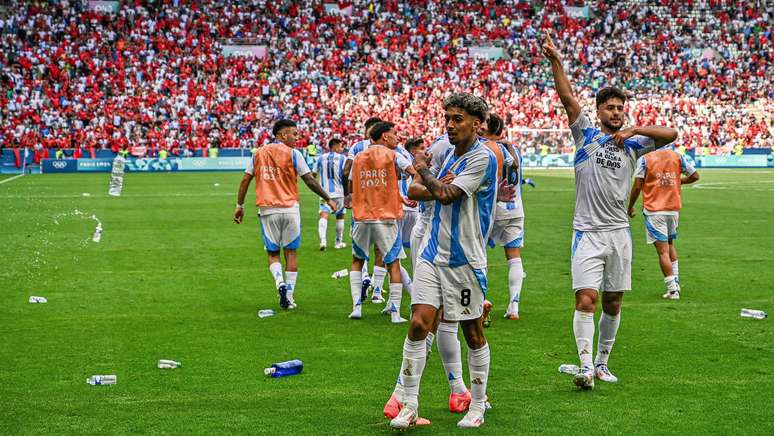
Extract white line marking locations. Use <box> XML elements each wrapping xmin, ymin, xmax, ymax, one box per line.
<box><xmin>0</xmin><ymin>174</ymin><xmax>24</xmax><ymax>185</ymax></box>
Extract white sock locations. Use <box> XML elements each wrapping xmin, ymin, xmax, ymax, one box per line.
<box><xmin>672</xmin><ymin>261</ymin><xmax>679</xmax><ymax>281</ymax></box>
<box><xmin>664</xmin><ymin>275</ymin><xmax>679</xmax><ymax>292</ymax></box>
<box><xmin>399</xmin><ymin>265</ymin><xmax>413</xmax><ymax>296</ymax></box>
<box><xmin>467</xmin><ymin>343</ymin><xmax>490</xmax><ymax>412</ymax></box>
<box><xmin>437</xmin><ymin>322</ymin><xmax>467</xmax><ymax>394</ymax></box>
<box><xmin>335</xmin><ymin>219</ymin><xmax>344</xmax><ymax>243</ymax></box>
<box><xmin>400</xmin><ymin>337</ymin><xmax>427</xmax><ymax>408</ymax></box>
<box><xmin>425</xmin><ymin>332</ymin><xmax>435</xmax><ymax>354</ymax></box>
<box><xmin>361</xmin><ymin>262</ymin><xmax>370</xmax><ymax>282</ymax></box>
<box><xmin>373</xmin><ymin>266</ymin><xmax>387</xmax><ymax>295</ymax></box>
<box><xmin>507</xmin><ymin>258</ymin><xmax>523</xmax><ymax>313</ymax></box>
<box><xmin>573</xmin><ymin>310</ymin><xmax>595</xmax><ymax>368</ymax></box>
<box><xmin>269</xmin><ymin>262</ymin><xmax>284</xmax><ymax>288</ymax></box>
<box><xmin>318</xmin><ymin>218</ymin><xmax>327</xmax><ymax>245</ymax></box>
<box><xmin>595</xmin><ymin>311</ymin><xmax>620</xmax><ymax>366</ymax></box>
<box><xmin>349</xmin><ymin>271</ymin><xmax>362</xmax><ymax>306</ymax></box>
<box><xmin>389</xmin><ymin>283</ymin><xmax>403</xmax><ymax>320</ymax></box>
<box><xmin>285</xmin><ymin>271</ymin><xmax>297</xmax><ymax>300</ymax></box>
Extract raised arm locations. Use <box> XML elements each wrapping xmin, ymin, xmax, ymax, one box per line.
<box><xmin>542</xmin><ymin>31</ymin><xmax>581</xmax><ymax>125</ymax></box>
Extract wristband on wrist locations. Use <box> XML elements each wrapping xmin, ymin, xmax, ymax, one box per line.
<box><xmin>236</xmin><ymin>204</ymin><xmax>244</xmax><ymax>209</ymax></box>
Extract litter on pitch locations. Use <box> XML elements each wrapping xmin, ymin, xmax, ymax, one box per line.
<box><xmin>331</xmin><ymin>269</ymin><xmax>348</xmax><ymax>279</ymax></box>
<box><xmin>28</xmin><ymin>296</ymin><xmax>47</xmax><ymax>303</ymax></box>
<box><xmin>158</xmin><ymin>359</ymin><xmax>182</xmax><ymax>369</ymax></box>
<box><xmin>740</xmin><ymin>308</ymin><xmax>767</xmax><ymax>319</ymax></box>
<box><xmin>558</xmin><ymin>364</ymin><xmax>580</xmax><ymax>375</ymax></box>
<box><xmin>82</xmin><ymin>192</ymin><xmax>91</xmax><ymax>197</ymax></box>
<box><xmin>214</xmin><ymin>183</ymin><xmax>220</xmax><ymax>187</ymax></box>
<box><xmin>265</xmin><ymin>359</ymin><xmax>303</xmax><ymax>378</ymax></box>
<box><xmin>258</xmin><ymin>309</ymin><xmax>275</xmax><ymax>318</ymax></box>
<box><xmin>87</xmin><ymin>375</ymin><xmax>117</xmax><ymax>385</ymax></box>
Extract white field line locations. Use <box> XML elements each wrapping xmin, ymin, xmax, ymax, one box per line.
<box><xmin>0</xmin><ymin>174</ymin><xmax>24</xmax><ymax>185</ymax></box>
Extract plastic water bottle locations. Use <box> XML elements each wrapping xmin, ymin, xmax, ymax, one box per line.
<box><xmin>28</xmin><ymin>296</ymin><xmax>47</xmax><ymax>303</ymax></box>
<box><xmin>108</xmin><ymin>155</ymin><xmax>125</xmax><ymax>197</ymax></box>
<box><xmin>258</xmin><ymin>309</ymin><xmax>275</xmax><ymax>318</ymax></box>
<box><xmin>558</xmin><ymin>364</ymin><xmax>580</xmax><ymax>375</ymax></box>
<box><xmin>157</xmin><ymin>359</ymin><xmax>182</xmax><ymax>369</ymax></box>
<box><xmin>92</xmin><ymin>225</ymin><xmax>103</xmax><ymax>243</ymax></box>
<box><xmin>264</xmin><ymin>359</ymin><xmax>303</xmax><ymax>378</ymax></box>
<box><xmin>740</xmin><ymin>308</ymin><xmax>767</xmax><ymax>319</ymax></box>
<box><xmin>331</xmin><ymin>269</ymin><xmax>349</xmax><ymax>279</ymax></box>
<box><xmin>87</xmin><ymin>375</ymin><xmax>117</xmax><ymax>385</ymax></box>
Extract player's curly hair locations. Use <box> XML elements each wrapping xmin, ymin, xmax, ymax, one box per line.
<box><xmin>595</xmin><ymin>87</ymin><xmax>627</xmax><ymax>107</ymax></box>
<box><xmin>443</xmin><ymin>93</ymin><xmax>488</xmax><ymax>122</ymax></box>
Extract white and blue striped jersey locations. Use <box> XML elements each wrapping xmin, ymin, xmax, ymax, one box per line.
<box><xmin>396</xmin><ymin>146</ymin><xmax>416</xmax><ymax>211</ymax></box>
<box><xmin>417</xmin><ymin>139</ymin><xmax>498</xmax><ymax>270</ymax></box>
<box><xmin>417</xmin><ymin>135</ymin><xmax>455</xmax><ymax>226</ymax></box>
<box><xmin>347</xmin><ymin>139</ymin><xmax>371</xmax><ymax>161</ymax></box>
<box><xmin>495</xmin><ymin>142</ymin><xmax>524</xmax><ymax>220</ymax></box>
<box><xmin>315</xmin><ymin>151</ymin><xmax>346</xmax><ymax>199</ymax></box>
<box><xmin>571</xmin><ymin>112</ymin><xmax>656</xmax><ymax>231</ymax></box>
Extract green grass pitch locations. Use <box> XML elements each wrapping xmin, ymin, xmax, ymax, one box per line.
<box><xmin>1</xmin><ymin>169</ymin><xmax>773</xmax><ymax>434</ymax></box>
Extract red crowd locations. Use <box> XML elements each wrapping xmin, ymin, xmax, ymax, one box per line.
<box><xmin>0</xmin><ymin>0</ymin><xmax>771</xmax><ymax>162</ymax></box>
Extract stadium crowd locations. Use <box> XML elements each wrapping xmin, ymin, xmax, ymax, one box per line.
<box><xmin>0</xmin><ymin>0</ymin><xmax>771</xmax><ymax>161</ymax></box>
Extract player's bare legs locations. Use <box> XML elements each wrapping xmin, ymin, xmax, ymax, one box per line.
<box><xmin>656</xmin><ymin>240</ymin><xmax>680</xmax><ymax>299</ymax></box>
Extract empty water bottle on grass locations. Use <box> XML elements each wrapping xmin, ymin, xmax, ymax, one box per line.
<box><xmin>264</xmin><ymin>359</ymin><xmax>303</xmax><ymax>378</ymax></box>
<box><xmin>158</xmin><ymin>360</ymin><xmax>182</xmax><ymax>369</ymax></box>
<box><xmin>740</xmin><ymin>308</ymin><xmax>767</xmax><ymax>319</ymax></box>
<box><xmin>258</xmin><ymin>309</ymin><xmax>275</xmax><ymax>318</ymax></box>
<box><xmin>558</xmin><ymin>364</ymin><xmax>580</xmax><ymax>375</ymax></box>
<box><xmin>87</xmin><ymin>375</ymin><xmax>117</xmax><ymax>385</ymax></box>
<box><xmin>28</xmin><ymin>296</ymin><xmax>47</xmax><ymax>303</ymax></box>
<box><xmin>92</xmin><ymin>225</ymin><xmax>103</xmax><ymax>243</ymax></box>
<box><xmin>331</xmin><ymin>269</ymin><xmax>349</xmax><ymax>279</ymax></box>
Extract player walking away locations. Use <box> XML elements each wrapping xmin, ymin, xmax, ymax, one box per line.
<box><xmin>344</xmin><ymin>117</ymin><xmax>384</xmax><ymax>303</ymax></box>
<box><xmin>234</xmin><ymin>119</ymin><xmax>338</xmax><ymax>310</ymax></box>
<box><xmin>314</xmin><ymin>138</ymin><xmax>347</xmax><ymax>251</ymax></box>
<box><xmin>388</xmin><ymin>93</ymin><xmax>498</xmax><ymax>429</ymax></box>
<box><xmin>348</xmin><ymin>121</ymin><xmax>416</xmax><ymax>323</ymax></box>
<box><xmin>627</xmin><ymin>145</ymin><xmax>699</xmax><ymax>300</ymax></box>
<box><xmin>481</xmin><ymin>113</ymin><xmax>527</xmax><ymax>320</ymax></box>
<box><xmin>543</xmin><ymin>32</ymin><xmax>678</xmax><ymax>390</ymax></box>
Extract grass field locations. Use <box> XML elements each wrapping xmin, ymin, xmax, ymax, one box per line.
<box><xmin>1</xmin><ymin>169</ymin><xmax>773</xmax><ymax>435</ymax></box>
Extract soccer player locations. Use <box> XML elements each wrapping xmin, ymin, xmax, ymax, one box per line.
<box><xmin>314</xmin><ymin>138</ymin><xmax>347</xmax><ymax>251</ymax></box>
<box><xmin>388</xmin><ymin>93</ymin><xmax>498</xmax><ymax>429</ymax></box>
<box><xmin>543</xmin><ymin>32</ymin><xmax>678</xmax><ymax>389</ymax></box>
<box><xmin>348</xmin><ymin>121</ymin><xmax>415</xmax><ymax>323</ymax></box>
<box><xmin>482</xmin><ymin>113</ymin><xmax>527</xmax><ymax>320</ymax></box>
<box><xmin>627</xmin><ymin>145</ymin><xmax>699</xmax><ymax>299</ymax></box>
<box><xmin>344</xmin><ymin>117</ymin><xmax>385</xmax><ymax>302</ymax></box>
<box><xmin>234</xmin><ymin>119</ymin><xmax>338</xmax><ymax>310</ymax></box>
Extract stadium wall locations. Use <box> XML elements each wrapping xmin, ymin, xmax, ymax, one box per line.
<box><xmin>29</xmin><ymin>154</ymin><xmax>774</xmax><ymax>174</ymax></box>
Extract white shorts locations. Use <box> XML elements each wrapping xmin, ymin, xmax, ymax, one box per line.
<box><xmin>259</xmin><ymin>212</ymin><xmax>301</xmax><ymax>251</ymax></box>
<box><xmin>351</xmin><ymin>221</ymin><xmax>403</xmax><ymax>264</ymax></box>
<box><xmin>643</xmin><ymin>213</ymin><xmax>678</xmax><ymax>244</ymax></box>
<box><xmin>410</xmin><ymin>218</ymin><xmax>429</xmax><ymax>270</ymax></box>
<box><xmin>571</xmin><ymin>228</ymin><xmax>632</xmax><ymax>292</ymax></box>
<box><xmin>399</xmin><ymin>210</ymin><xmax>418</xmax><ymax>249</ymax></box>
<box><xmin>488</xmin><ymin>217</ymin><xmax>524</xmax><ymax>248</ymax></box>
<box><xmin>319</xmin><ymin>197</ymin><xmax>345</xmax><ymax>217</ymax></box>
<box><xmin>412</xmin><ymin>259</ymin><xmax>487</xmax><ymax>322</ymax></box>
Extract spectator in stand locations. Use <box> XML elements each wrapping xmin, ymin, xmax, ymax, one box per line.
<box><xmin>0</xmin><ymin>0</ymin><xmax>770</xmax><ymax>159</ymax></box>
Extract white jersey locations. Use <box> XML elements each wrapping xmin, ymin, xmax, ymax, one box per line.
<box><xmin>416</xmin><ymin>135</ymin><xmax>455</xmax><ymax>228</ymax></box>
<box><xmin>416</xmin><ymin>139</ymin><xmax>498</xmax><ymax>270</ymax></box>
<box><xmin>315</xmin><ymin>151</ymin><xmax>346</xmax><ymax>199</ymax></box>
<box><xmin>396</xmin><ymin>146</ymin><xmax>416</xmax><ymax>211</ymax></box>
<box><xmin>347</xmin><ymin>139</ymin><xmax>371</xmax><ymax>161</ymax></box>
<box><xmin>571</xmin><ymin>112</ymin><xmax>656</xmax><ymax>231</ymax></box>
<box><xmin>495</xmin><ymin>142</ymin><xmax>524</xmax><ymax>220</ymax></box>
